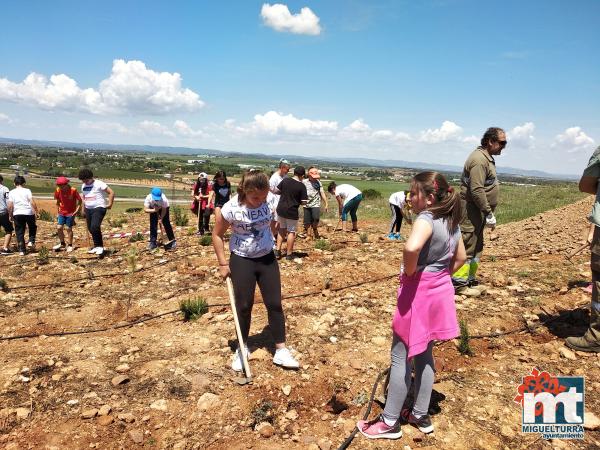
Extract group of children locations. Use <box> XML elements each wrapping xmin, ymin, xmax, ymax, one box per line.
<box><xmin>209</xmin><ymin>166</ymin><xmax>466</xmax><ymax>440</ymax></box>
<box><xmin>0</xmin><ymin>163</ymin><xmax>466</xmax><ymax>439</ymax></box>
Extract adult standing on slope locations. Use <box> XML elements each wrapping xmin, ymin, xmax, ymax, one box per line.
<box><xmin>301</xmin><ymin>166</ymin><xmax>328</xmax><ymax>239</ymax></box>
<box><xmin>451</xmin><ymin>127</ymin><xmax>506</xmax><ymax>296</ymax></box>
<box><xmin>269</xmin><ymin>159</ymin><xmax>291</xmax><ymax>234</ymax></box>
<box><xmin>565</xmin><ymin>145</ymin><xmax>600</xmax><ymax>353</ymax></box>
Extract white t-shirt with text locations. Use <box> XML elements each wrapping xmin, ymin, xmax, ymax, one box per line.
<box><xmin>220</xmin><ymin>194</ymin><xmax>275</xmax><ymax>258</ymax></box>
<box><xmin>82</xmin><ymin>180</ymin><xmax>109</xmax><ymax>209</ymax></box>
<box><xmin>8</xmin><ymin>187</ymin><xmax>34</xmax><ymax>216</ymax></box>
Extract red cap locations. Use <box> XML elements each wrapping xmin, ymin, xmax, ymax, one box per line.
<box><xmin>56</xmin><ymin>176</ymin><xmax>70</xmax><ymax>185</ymax></box>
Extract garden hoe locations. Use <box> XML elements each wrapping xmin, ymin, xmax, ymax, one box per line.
<box><xmin>226</xmin><ymin>277</ymin><xmax>252</xmax><ymax>385</ymax></box>
<box><xmin>566</xmin><ymin>241</ymin><xmax>590</xmax><ymax>262</ymax></box>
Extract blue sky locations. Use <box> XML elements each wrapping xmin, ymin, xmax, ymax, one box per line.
<box><xmin>0</xmin><ymin>0</ymin><xmax>598</xmax><ymax>175</ymax></box>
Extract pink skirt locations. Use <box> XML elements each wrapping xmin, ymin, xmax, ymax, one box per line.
<box><xmin>392</xmin><ymin>269</ymin><xmax>459</xmax><ymax>359</ymax></box>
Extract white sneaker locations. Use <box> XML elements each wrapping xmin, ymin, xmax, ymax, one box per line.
<box><xmin>87</xmin><ymin>247</ymin><xmax>99</xmax><ymax>254</ymax></box>
<box><xmin>27</xmin><ymin>242</ymin><xmax>34</xmax><ymax>249</ymax></box>
<box><xmin>94</xmin><ymin>247</ymin><xmax>105</xmax><ymax>256</ymax></box>
<box><xmin>66</xmin><ymin>245</ymin><xmax>74</xmax><ymax>253</ymax></box>
<box><xmin>19</xmin><ymin>251</ymin><xmax>25</xmax><ymax>256</ymax></box>
<box><xmin>273</xmin><ymin>347</ymin><xmax>299</xmax><ymax>369</ymax></box>
<box><xmin>53</xmin><ymin>243</ymin><xmax>65</xmax><ymax>251</ymax></box>
<box><xmin>231</xmin><ymin>346</ymin><xmax>250</xmax><ymax>372</ymax></box>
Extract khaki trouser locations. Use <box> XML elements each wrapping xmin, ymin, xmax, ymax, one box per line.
<box><xmin>587</xmin><ymin>226</ymin><xmax>600</xmax><ymax>342</ymax></box>
<box><xmin>452</xmin><ymin>199</ymin><xmax>486</xmax><ymax>287</ymax></box>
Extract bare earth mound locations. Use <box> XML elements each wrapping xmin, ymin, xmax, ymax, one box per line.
<box><xmin>1</xmin><ymin>198</ymin><xmax>599</xmax><ymax>449</ymax></box>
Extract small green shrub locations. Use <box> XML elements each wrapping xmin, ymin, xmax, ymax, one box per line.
<box><xmin>0</xmin><ymin>229</ymin><xmax>5</xmax><ymax>238</ymax></box>
<box><xmin>37</xmin><ymin>246</ymin><xmax>50</xmax><ymax>265</ymax></box>
<box><xmin>199</xmin><ymin>234</ymin><xmax>212</xmax><ymax>246</ymax></box>
<box><xmin>129</xmin><ymin>232</ymin><xmax>145</xmax><ymax>243</ymax></box>
<box><xmin>180</xmin><ymin>297</ymin><xmax>208</xmax><ymax>321</ymax></box>
<box><xmin>362</xmin><ymin>189</ymin><xmax>382</xmax><ymax>200</ymax></box>
<box><xmin>251</xmin><ymin>400</ymin><xmax>274</xmax><ymax>426</ymax></box>
<box><xmin>109</xmin><ymin>217</ymin><xmax>128</xmax><ymax>228</ymax></box>
<box><xmin>458</xmin><ymin>319</ymin><xmax>473</xmax><ymax>356</ymax></box>
<box><xmin>359</xmin><ymin>232</ymin><xmax>369</xmax><ymax>243</ymax></box>
<box><xmin>172</xmin><ymin>206</ymin><xmax>189</xmax><ymax>226</ymax></box>
<box><xmin>314</xmin><ymin>239</ymin><xmax>331</xmax><ymax>251</ymax></box>
<box><xmin>125</xmin><ymin>207</ymin><xmax>143</xmax><ymax>213</ymax></box>
<box><xmin>187</xmin><ymin>227</ymin><xmax>197</xmax><ymax>236</ymax></box>
<box><xmin>38</xmin><ymin>209</ymin><xmax>54</xmax><ymax>222</ymax></box>
<box><xmin>0</xmin><ymin>278</ymin><xmax>8</xmax><ymax>292</ymax></box>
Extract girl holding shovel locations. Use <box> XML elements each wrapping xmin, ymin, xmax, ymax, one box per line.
<box><xmin>357</xmin><ymin>171</ymin><xmax>466</xmax><ymax>439</ymax></box>
<box><xmin>212</xmin><ymin>169</ymin><xmax>299</xmax><ymax>372</ymax></box>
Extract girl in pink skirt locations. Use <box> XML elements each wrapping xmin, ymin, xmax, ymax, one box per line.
<box><xmin>358</xmin><ymin>171</ymin><xmax>466</xmax><ymax>439</ymax></box>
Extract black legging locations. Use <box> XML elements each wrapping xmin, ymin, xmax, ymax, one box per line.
<box><xmin>85</xmin><ymin>207</ymin><xmax>107</xmax><ymax>247</ymax></box>
<box><xmin>149</xmin><ymin>208</ymin><xmax>175</xmax><ymax>244</ymax></box>
<box><xmin>229</xmin><ymin>251</ymin><xmax>285</xmax><ymax>344</ymax></box>
<box><xmin>197</xmin><ymin>205</ymin><xmax>212</xmax><ymax>232</ymax></box>
<box><xmin>389</xmin><ymin>203</ymin><xmax>403</xmax><ymax>233</ymax></box>
<box><xmin>13</xmin><ymin>214</ymin><xmax>37</xmax><ymax>252</ymax></box>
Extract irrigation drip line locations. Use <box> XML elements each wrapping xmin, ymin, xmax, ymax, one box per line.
<box><xmin>6</xmin><ymin>249</ymin><xmax>208</xmax><ymax>290</ymax></box>
<box><xmin>336</xmin><ymin>367</ymin><xmax>390</xmax><ymax>450</ymax></box>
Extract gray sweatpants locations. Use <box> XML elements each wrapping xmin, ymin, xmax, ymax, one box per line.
<box><xmin>382</xmin><ymin>334</ymin><xmax>435</xmax><ymax>423</ymax></box>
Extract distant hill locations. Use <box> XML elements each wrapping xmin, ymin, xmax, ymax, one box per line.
<box><xmin>0</xmin><ymin>136</ymin><xmax>578</xmax><ymax>181</ymax></box>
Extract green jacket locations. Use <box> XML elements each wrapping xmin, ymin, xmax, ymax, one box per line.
<box><xmin>583</xmin><ymin>146</ymin><xmax>600</xmax><ymax>227</ymax></box>
<box><xmin>460</xmin><ymin>146</ymin><xmax>499</xmax><ymax>215</ymax></box>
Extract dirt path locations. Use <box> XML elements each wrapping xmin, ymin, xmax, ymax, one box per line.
<box><xmin>0</xmin><ymin>198</ymin><xmax>599</xmax><ymax>449</ymax></box>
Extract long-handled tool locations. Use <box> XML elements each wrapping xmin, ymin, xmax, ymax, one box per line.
<box><xmin>226</xmin><ymin>277</ymin><xmax>252</xmax><ymax>385</ymax></box>
<box><xmin>329</xmin><ymin>216</ymin><xmax>342</xmax><ymax>242</ymax></box>
<box><xmin>566</xmin><ymin>241</ymin><xmax>590</xmax><ymax>262</ymax></box>
<box><xmin>157</xmin><ymin>211</ymin><xmax>176</xmax><ymax>248</ymax></box>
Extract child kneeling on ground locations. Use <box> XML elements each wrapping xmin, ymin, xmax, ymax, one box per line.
<box><xmin>53</xmin><ymin>176</ymin><xmax>82</xmax><ymax>252</ymax></box>
<box><xmin>357</xmin><ymin>171</ymin><xmax>466</xmax><ymax>439</ymax></box>
<box><xmin>212</xmin><ymin>169</ymin><xmax>299</xmax><ymax>371</ymax></box>
<box><xmin>144</xmin><ymin>187</ymin><xmax>176</xmax><ymax>250</ymax></box>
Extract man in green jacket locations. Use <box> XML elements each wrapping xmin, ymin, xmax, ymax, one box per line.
<box><xmin>566</xmin><ymin>146</ymin><xmax>600</xmax><ymax>352</ymax></box>
<box><xmin>452</xmin><ymin>127</ymin><xmax>507</xmax><ymax>296</ymax></box>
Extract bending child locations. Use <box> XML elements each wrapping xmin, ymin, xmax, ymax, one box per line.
<box><xmin>144</xmin><ymin>187</ymin><xmax>176</xmax><ymax>250</ymax></box>
<box><xmin>358</xmin><ymin>171</ymin><xmax>466</xmax><ymax>440</ymax></box>
<box><xmin>212</xmin><ymin>170</ymin><xmax>299</xmax><ymax>372</ymax></box>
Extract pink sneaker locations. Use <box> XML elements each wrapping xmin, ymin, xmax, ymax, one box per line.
<box><xmin>357</xmin><ymin>415</ymin><xmax>402</xmax><ymax>439</ymax></box>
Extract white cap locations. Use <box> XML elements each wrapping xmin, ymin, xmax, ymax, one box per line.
<box><xmin>198</xmin><ymin>172</ymin><xmax>208</xmax><ymax>179</ymax></box>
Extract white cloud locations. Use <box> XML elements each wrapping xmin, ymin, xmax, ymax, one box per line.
<box><xmin>261</xmin><ymin>3</ymin><xmax>321</xmax><ymax>35</ymax></box>
<box><xmin>79</xmin><ymin>120</ymin><xmax>129</xmax><ymax>134</ymax></box>
<box><xmin>0</xmin><ymin>59</ymin><xmax>204</xmax><ymax>115</ymax></box>
<box><xmin>553</xmin><ymin>126</ymin><xmax>595</xmax><ymax>153</ymax></box>
<box><xmin>418</xmin><ymin>121</ymin><xmax>463</xmax><ymax>143</ymax></box>
<box><xmin>251</xmin><ymin>110</ymin><xmax>337</xmax><ymax>135</ymax></box>
<box><xmin>139</xmin><ymin>120</ymin><xmax>176</xmax><ymax>138</ymax></box>
<box><xmin>173</xmin><ymin>120</ymin><xmax>205</xmax><ymax>137</ymax></box>
<box><xmin>0</xmin><ymin>112</ymin><xmax>11</xmax><ymax>123</ymax></box>
<box><xmin>509</xmin><ymin>122</ymin><xmax>535</xmax><ymax>148</ymax></box>
<box><xmin>345</xmin><ymin>118</ymin><xmax>371</xmax><ymax>133</ymax></box>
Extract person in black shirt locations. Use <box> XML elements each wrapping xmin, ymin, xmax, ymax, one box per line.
<box><xmin>276</xmin><ymin>166</ymin><xmax>308</xmax><ymax>260</ymax></box>
<box><xmin>209</xmin><ymin>170</ymin><xmax>231</xmax><ymax>211</ymax></box>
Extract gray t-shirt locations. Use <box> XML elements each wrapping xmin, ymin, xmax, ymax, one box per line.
<box><xmin>416</xmin><ymin>211</ymin><xmax>461</xmax><ymax>272</ymax></box>
<box><xmin>303</xmin><ymin>179</ymin><xmax>323</xmax><ymax>208</ymax></box>
<box><xmin>0</xmin><ymin>184</ymin><xmax>8</xmax><ymax>214</ymax></box>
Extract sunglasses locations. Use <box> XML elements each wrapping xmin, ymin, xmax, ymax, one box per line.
<box><xmin>497</xmin><ymin>140</ymin><xmax>507</xmax><ymax>146</ymax></box>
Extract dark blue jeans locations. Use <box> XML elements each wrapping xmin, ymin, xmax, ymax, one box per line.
<box><xmin>149</xmin><ymin>208</ymin><xmax>175</xmax><ymax>244</ymax></box>
<box><xmin>85</xmin><ymin>207</ymin><xmax>107</xmax><ymax>247</ymax></box>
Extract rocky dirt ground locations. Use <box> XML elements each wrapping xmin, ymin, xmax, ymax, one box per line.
<box><xmin>1</xmin><ymin>198</ymin><xmax>599</xmax><ymax>450</ymax></box>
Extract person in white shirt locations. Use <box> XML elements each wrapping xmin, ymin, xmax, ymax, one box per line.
<box><xmin>268</xmin><ymin>159</ymin><xmax>290</xmax><ymax>235</ymax></box>
<box><xmin>327</xmin><ymin>182</ymin><xmax>363</xmax><ymax>232</ymax></box>
<box><xmin>388</xmin><ymin>191</ymin><xmax>407</xmax><ymax>240</ymax></box>
<box><xmin>78</xmin><ymin>168</ymin><xmax>115</xmax><ymax>257</ymax></box>
<box><xmin>7</xmin><ymin>176</ymin><xmax>37</xmax><ymax>256</ymax></box>
<box><xmin>212</xmin><ymin>169</ymin><xmax>299</xmax><ymax>372</ymax></box>
<box><xmin>0</xmin><ymin>175</ymin><xmax>14</xmax><ymax>254</ymax></box>
<box><xmin>144</xmin><ymin>187</ymin><xmax>176</xmax><ymax>250</ymax></box>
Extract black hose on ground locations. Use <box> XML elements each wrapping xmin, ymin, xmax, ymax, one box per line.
<box><xmin>336</xmin><ymin>367</ymin><xmax>390</xmax><ymax>450</ymax></box>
